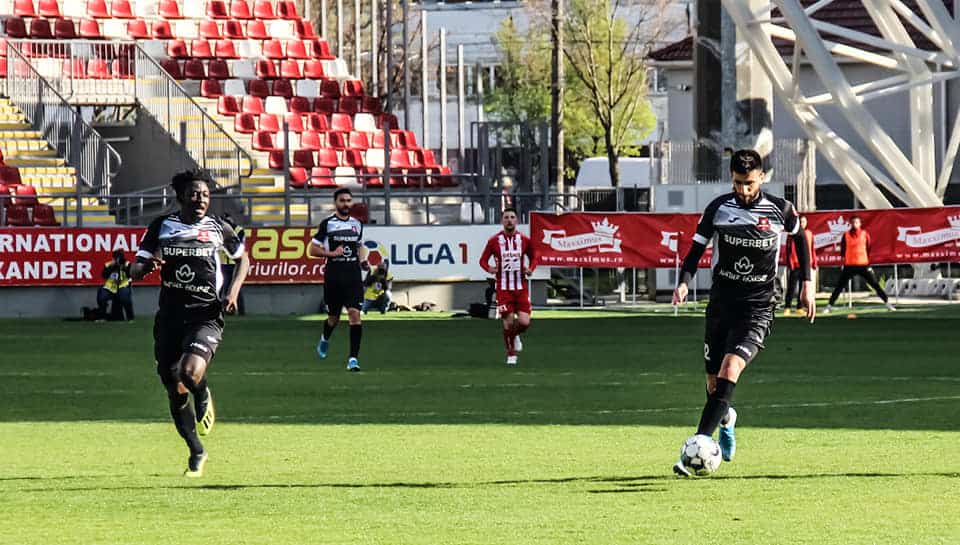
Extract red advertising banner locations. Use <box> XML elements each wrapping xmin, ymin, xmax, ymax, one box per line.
<box><xmin>0</xmin><ymin>227</ymin><xmax>327</xmax><ymax>286</ymax></box>
<box><xmin>531</xmin><ymin>206</ymin><xmax>960</xmax><ymax>269</ymax></box>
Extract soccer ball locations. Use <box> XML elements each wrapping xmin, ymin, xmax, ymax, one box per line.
<box><xmin>680</xmin><ymin>435</ymin><xmax>722</xmax><ymax>476</ymax></box>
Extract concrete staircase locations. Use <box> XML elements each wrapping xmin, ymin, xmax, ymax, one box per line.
<box><xmin>0</xmin><ymin>97</ymin><xmax>117</xmax><ymax>226</ymax></box>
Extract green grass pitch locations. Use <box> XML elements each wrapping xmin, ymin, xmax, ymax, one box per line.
<box><xmin>2</xmin><ymin>304</ymin><xmax>959</xmax><ymax>544</ymax></box>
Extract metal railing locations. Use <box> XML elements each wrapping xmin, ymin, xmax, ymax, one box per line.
<box><xmin>133</xmin><ymin>45</ymin><xmax>253</xmax><ymax>189</ymax></box>
<box><xmin>654</xmin><ymin>138</ymin><xmax>814</xmax><ymax>186</ymax></box>
<box><xmin>8</xmin><ymin>39</ymin><xmax>136</xmax><ymax>103</ymax></box>
<box><xmin>5</xmin><ymin>46</ymin><xmax>122</xmax><ymax>211</ymax></box>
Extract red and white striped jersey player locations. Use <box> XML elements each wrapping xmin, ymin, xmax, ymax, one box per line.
<box><xmin>479</xmin><ymin>207</ymin><xmax>536</xmax><ymax>366</ymax></box>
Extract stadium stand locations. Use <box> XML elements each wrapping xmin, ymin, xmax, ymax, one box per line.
<box><xmin>0</xmin><ymin>0</ymin><xmax>456</xmax><ymax>225</ymax></box>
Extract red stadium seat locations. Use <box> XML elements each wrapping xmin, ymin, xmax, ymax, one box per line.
<box><xmin>29</xmin><ymin>19</ymin><xmax>53</xmax><ymax>39</ymax></box>
<box><xmin>14</xmin><ymin>0</ymin><xmax>36</xmax><ymax>17</ymax></box>
<box><xmin>262</xmin><ymin>39</ymin><xmax>284</xmax><ymax>59</ymax></box>
<box><xmin>230</xmin><ymin>0</ymin><xmax>251</xmax><ymax>19</ymax></box>
<box><xmin>285</xmin><ymin>40</ymin><xmax>308</xmax><ymax>60</ymax></box>
<box><xmin>200</xmin><ymin>79</ymin><xmax>222</xmax><ymax>97</ymax></box>
<box><xmin>248</xmin><ymin>79</ymin><xmax>270</xmax><ymax>98</ymax></box>
<box><xmin>151</xmin><ymin>20</ymin><xmax>173</xmax><ymax>39</ymax></box>
<box><xmin>277</xmin><ymin>1</ymin><xmax>297</xmax><ymax>18</ymax></box>
<box><xmin>87</xmin><ymin>58</ymin><xmax>110</xmax><ymax>79</ymax></box>
<box><xmin>241</xmin><ymin>95</ymin><xmax>264</xmax><ymax>114</ymax></box>
<box><xmin>255</xmin><ymin>60</ymin><xmax>277</xmax><ymax>79</ymax></box>
<box><xmin>342</xmin><ymin>149</ymin><xmax>364</xmax><ymax>168</ymax></box>
<box><xmin>310</xmin><ymin>167</ymin><xmax>335</xmax><ymax>187</ymax></box>
<box><xmin>258</xmin><ymin>113</ymin><xmax>279</xmax><ymax>132</ymax></box>
<box><xmin>289</xmin><ymin>166</ymin><xmax>308</xmax><ymax>188</ymax></box>
<box><xmin>79</xmin><ymin>18</ymin><xmax>102</xmax><ymax>39</ymax></box>
<box><xmin>126</xmin><ymin>19</ymin><xmax>149</xmax><ymax>38</ymax></box>
<box><xmin>166</xmin><ymin>40</ymin><xmax>188</xmax><ymax>59</ymax></box>
<box><xmin>361</xmin><ymin>97</ymin><xmax>381</xmax><ymax>114</ymax></box>
<box><xmin>32</xmin><ymin>204</ymin><xmax>59</xmax><ymax>226</ymax></box>
<box><xmin>183</xmin><ymin>59</ymin><xmax>205</xmax><ymax>79</ymax></box>
<box><xmin>348</xmin><ymin>131</ymin><xmax>369</xmax><ymax>150</ymax></box>
<box><xmin>0</xmin><ymin>166</ymin><xmax>23</xmax><ymax>185</ymax></box>
<box><xmin>12</xmin><ymin>184</ymin><xmax>38</xmax><ymax>206</ymax></box>
<box><xmin>252</xmin><ymin>130</ymin><xmax>277</xmax><ymax>151</ymax></box>
<box><xmin>371</xmin><ymin>130</ymin><xmax>385</xmax><ymax>149</ymax></box>
<box><xmin>338</xmin><ymin>97</ymin><xmax>359</xmax><ymax>115</ymax></box>
<box><xmin>288</xmin><ymin>96</ymin><xmax>310</xmax><ymax>114</ymax></box>
<box><xmin>267</xmin><ymin>150</ymin><xmax>285</xmax><ymax>169</ymax></box>
<box><xmin>191</xmin><ymin>40</ymin><xmax>213</xmax><ymax>59</ymax></box>
<box><xmin>53</xmin><ymin>18</ymin><xmax>76</xmax><ymax>39</ymax></box>
<box><xmin>327</xmin><ymin>131</ymin><xmax>347</xmax><ymax>149</ymax></box>
<box><xmin>214</xmin><ymin>39</ymin><xmax>237</xmax><ymax>58</ymax></box>
<box><xmin>0</xmin><ymin>39</ymin><xmax>8</xmax><ymax>58</ymax></box>
<box><xmin>319</xmin><ymin>79</ymin><xmax>340</xmax><ymax>98</ymax></box>
<box><xmin>279</xmin><ymin>59</ymin><xmax>300</xmax><ymax>79</ymax></box>
<box><xmin>315</xmin><ymin>148</ymin><xmax>338</xmax><ymax>168</ymax></box>
<box><xmin>38</xmin><ymin>0</ymin><xmax>61</xmax><ymax>17</ymax></box>
<box><xmin>207</xmin><ymin>58</ymin><xmax>229</xmax><ymax>79</ymax></box>
<box><xmin>377</xmin><ymin>113</ymin><xmax>398</xmax><ymax>130</ymax></box>
<box><xmin>420</xmin><ymin>149</ymin><xmax>440</xmax><ymax>168</ymax></box>
<box><xmin>299</xmin><ymin>130</ymin><xmax>321</xmax><ymax>150</ymax></box>
<box><xmin>312</xmin><ymin>97</ymin><xmax>335</xmax><ymax>115</ymax></box>
<box><xmin>4</xmin><ymin>18</ymin><xmax>28</xmax><ymax>40</ymax></box>
<box><xmin>111</xmin><ymin>0</ymin><xmax>134</xmax><ymax>18</ymax></box>
<box><xmin>246</xmin><ymin>19</ymin><xmax>267</xmax><ymax>39</ymax></box>
<box><xmin>207</xmin><ymin>0</ymin><xmax>228</xmax><ymax>18</ymax></box>
<box><xmin>390</xmin><ymin>149</ymin><xmax>412</xmax><ymax>169</ymax></box>
<box><xmin>292</xmin><ymin>149</ymin><xmax>314</xmax><ymax>168</ymax></box>
<box><xmin>234</xmin><ymin>112</ymin><xmax>257</xmax><ymax>133</ymax></box>
<box><xmin>360</xmin><ymin>167</ymin><xmax>383</xmax><ymax>187</ymax></box>
<box><xmin>158</xmin><ymin>0</ymin><xmax>182</xmax><ymax>19</ymax></box>
<box><xmin>4</xmin><ymin>205</ymin><xmax>31</xmax><ymax>226</ymax></box>
<box><xmin>218</xmin><ymin>95</ymin><xmax>240</xmax><ymax>115</ymax></box>
<box><xmin>0</xmin><ymin>57</ymin><xmax>7</xmax><ymax>77</ymax></box>
<box><xmin>223</xmin><ymin>20</ymin><xmax>244</xmax><ymax>38</ymax></box>
<box><xmin>199</xmin><ymin>20</ymin><xmax>221</xmax><ymax>39</ymax></box>
<box><xmin>342</xmin><ymin>79</ymin><xmax>363</xmax><ymax>97</ymax></box>
<box><xmin>305</xmin><ymin>114</ymin><xmax>328</xmax><ymax>132</ymax></box>
<box><xmin>302</xmin><ymin>59</ymin><xmax>324</xmax><ymax>78</ymax></box>
<box><xmin>330</xmin><ymin>113</ymin><xmax>352</xmax><ymax>132</ymax></box>
<box><xmin>87</xmin><ymin>0</ymin><xmax>108</xmax><ymax>17</ymax></box>
<box><xmin>398</xmin><ymin>130</ymin><xmax>417</xmax><ymax>148</ymax></box>
<box><xmin>253</xmin><ymin>0</ymin><xmax>276</xmax><ymax>19</ymax></box>
<box><xmin>283</xmin><ymin>112</ymin><xmax>304</xmax><ymax>132</ymax></box>
<box><xmin>311</xmin><ymin>39</ymin><xmax>334</xmax><ymax>60</ymax></box>
<box><xmin>160</xmin><ymin>59</ymin><xmax>182</xmax><ymax>79</ymax></box>
<box><xmin>295</xmin><ymin>20</ymin><xmax>316</xmax><ymax>39</ymax></box>
<box><xmin>62</xmin><ymin>58</ymin><xmax>85</xmax><ymax>78</ymax></box>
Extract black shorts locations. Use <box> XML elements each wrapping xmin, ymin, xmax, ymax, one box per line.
<box><xmin>703</xmin><ymin>300</ymin><xmax>774</xmax><ymax>374</ymax></box>
<box><xmin>324</xmin><ymin>270</ymin><xmax>363</xmax><ymax>315</ymax></box>
<box><xmin>153</xmin><ymin>310</ymin><xmax>224</xmax><ymax>387</ymax></box>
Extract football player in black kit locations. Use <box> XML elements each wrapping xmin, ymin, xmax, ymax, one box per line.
<box><xmin>310</xmin><ymin>187</ymin><xmax>368</xmax><ymax>371</ymax></box>
<box><xmin>671</xmin><ymin>149</ymin><xmax>815</xmax><ymax>477</ymax></box>
<box><xmin>131</xmin><ymin>170</ymin><xmax>249</xmax><ymax>477</ymax></box>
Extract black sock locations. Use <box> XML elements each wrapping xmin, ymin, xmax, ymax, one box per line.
<box><xmin>323</xmin><ymin>319</ymin><xmax>336</xmax><ymax>341</ymax></box>
<box><xmin>168</xmin><ymin>391</ymin><xmax>204</xmax><ymax>455</ymax></box>
<box><xmin>349</xmin><ymin>324</ymin><xmax>362</xmax><ymax>358</ymax></box>
<box><xmin>697</xmin><ymin>378</ymin><xmax>736</xmax><ymax>437</ymax></box>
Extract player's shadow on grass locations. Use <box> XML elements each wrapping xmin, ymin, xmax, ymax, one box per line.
<box><xmin>14</xmin><ymin>471</ymin><xmax>959</xmax><ymax>493</ymax></box>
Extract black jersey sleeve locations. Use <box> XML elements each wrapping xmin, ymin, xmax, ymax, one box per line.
<box><xmin>311</xmin><ymin>218</ymin><xmax>330</xmax><ymax>251</ymax></box>
<box><xmin>782</xmin><ymin>200</ymin><xmax>800</xmax><ymax>235</ymax></box>
<box><xmin>220</xmin><ymin>218</ymin><xmax>245</xmax><ymax>259</ymax></box>
<box><xmin>137</xmin><ymin>215</ymin><xmax>164</xmax><ymax>260</ymax></box>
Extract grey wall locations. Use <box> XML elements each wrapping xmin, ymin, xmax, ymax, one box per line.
<box><xmin>0</xmin><ymin>281</ymin><xmax>547</xmax><ymax>318</ymax></box>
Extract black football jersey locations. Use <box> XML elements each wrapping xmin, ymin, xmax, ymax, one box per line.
<box><xmin>694</xmin><ymin>192</ymin><xmax>799</xmax><ymax>304</ymax></box>
<box><xmin>311</xmin><ymin>214</ymin><xmax>363</xmax><ymax>276</ymax></box>
<box><xmin>137</xmin><ymin>213</ymin><xmax>244</xmax><ymax>312</ymax></box>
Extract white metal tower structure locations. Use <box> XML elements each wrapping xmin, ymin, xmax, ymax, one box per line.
<box><xmin>721</xmin><ymin>0</ymin><xmax>960</xmax><ymax>208</ymax></box>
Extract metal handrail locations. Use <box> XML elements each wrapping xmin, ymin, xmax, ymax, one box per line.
<box><xmin>5</xmin><ymin>44</ymin><xmax>122</xmax><ymax>209</ymax></box>
<box><xmin>7</xmin><ymin>39</ymin><xmax>136</xmax><ymax>103</ymax></box>
<box><xmin>132</xmin><ymin>44</ymin><xmax>254</xmax><ymax>188</ymax></box>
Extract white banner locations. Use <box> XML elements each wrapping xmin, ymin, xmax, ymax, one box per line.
<box><xmin>363</xmin><ymin>225</ymin><xmax>548</xmax><ymax>282</ymax></box>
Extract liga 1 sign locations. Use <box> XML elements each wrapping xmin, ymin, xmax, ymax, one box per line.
<box><xmin>531</xmin><ymin>206</ymin><xmax>960</xmax><ymax>269</ymax></box>
<box><xmin>0</xmin><ymin>225</ymin><xmax>545</xmax><ymax>286</ymax></box>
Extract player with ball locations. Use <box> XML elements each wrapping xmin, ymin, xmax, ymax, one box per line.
<box><xmin>671</xmin><ymin>149</ymin><xmax>816</xmax><ymax>477</ymax></box>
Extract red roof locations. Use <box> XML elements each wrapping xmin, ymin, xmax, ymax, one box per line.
<box><xmin>649</xmin><ymin>0</ymin><xmax>952</xmax><ymax>63</ymax></box>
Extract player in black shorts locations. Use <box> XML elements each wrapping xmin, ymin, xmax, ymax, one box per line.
<box><xmin>671</xmin><ymin>149</ymin><xmax>815</xmax><ymax>477</ymax></box>
<box><xmin>131</xmin><ymin>169</ymin><xmax>249</xmax><ymax>477</ymax></box>
<box><xmin>309</xmin><ymin>187</ymin><xmax>368</xmax><ymax>371</ymax></box>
